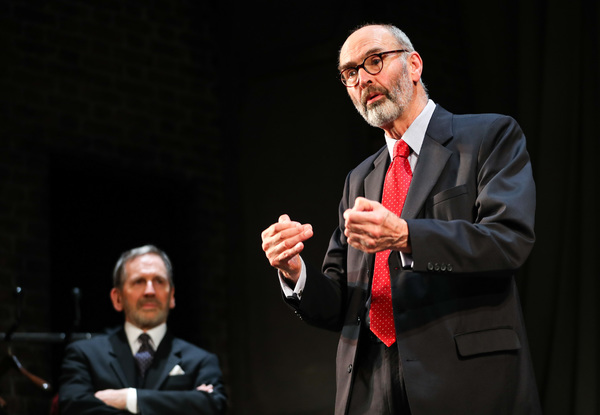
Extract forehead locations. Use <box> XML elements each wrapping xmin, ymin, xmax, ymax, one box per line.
<box><xmin>124</xmin><ymin>253</ymin><xmax>167</xmax><ymax>279</ymax></box>
<box><xmin>339</xmin><ymin>26</ymin><xmax>401</xmax><ymax>68</ymax></box>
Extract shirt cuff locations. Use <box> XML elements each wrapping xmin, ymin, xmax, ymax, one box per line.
<box><xmin>278</xmin><ymin>257</ymin><xmax>307</xmax><ymax>299</ymax></box>
<box><xmin>126</xmin><ymin>388</ymin><xmax>138</xmax><ymax>413</ymax></box>
<box><xmin>399</xmin><ymin>252</ymin><xmax>414</xmax><ymax>269</ymax></box>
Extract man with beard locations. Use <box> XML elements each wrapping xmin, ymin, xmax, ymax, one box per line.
<box><xmin>261</xmin><ymin>24</ymin><xmax>541</xmax><ymax>414</ymax></box>
<box><xmin>58</xmin><ymin>245</ymin><xmax>227</xmax><ymax>415</ymax></box>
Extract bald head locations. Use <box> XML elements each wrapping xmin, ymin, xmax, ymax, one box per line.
<box><xmin>339</xmin><ymin>24</ymin><xmax>416</xmax><ymax>69</ymax></box>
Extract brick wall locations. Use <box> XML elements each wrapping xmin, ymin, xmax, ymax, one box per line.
<box><xmin>0</xmin><ymin>1</ymin><xmax>228</xmax><ymax>413</ymax></box>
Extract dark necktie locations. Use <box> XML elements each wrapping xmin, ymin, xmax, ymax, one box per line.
<box><xmin>370</xmin><ymin>139</ymin><xmax>412</xmax><ymax>347</ymax></box>
<box><xmin>134</xmin><ymin>333</ymin><xmax>155</xmax><ymax>378</ymax></box>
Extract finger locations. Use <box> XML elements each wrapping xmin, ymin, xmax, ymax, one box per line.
<box><xmin>262</xmin><ymin>216</ymin><xmax>303</xmax><ymax>240</ymax></box>
<box><xmin>262</xmin><ymin>223</ymin><xmax>311</xmax><ymax>254</ymax></box>
<box><xmin>345</xmin><ymin>210</ymin><xmax>377</xmax><ymax>233</ymax></box>
<box><xmin>197</xmin><ymin>384</ymin><xmax>214</xmax><ymax>393</ymax></box>
<box><xmin>352</xmin><ymin>197</ymin><xmax>375</xmax><ymax>212</ymax></box>
<box><xmin>275</xmin><ymin>241</ymin><xmax>304</xmax><ymax>263</ymax></box>
<box><xmin>268</xmin><ymin>225</ymin><xmax>313</xmax><ymax>263</ymax></box>
<box><xmin>260</xmin><ymin>220</ymin><xmax>301</xmax><ymax>242</ymax></box>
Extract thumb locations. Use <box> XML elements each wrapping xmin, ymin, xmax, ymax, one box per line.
<box><xmin>352</xmin><ymin>197</ymin><xmax>375</xmax><ymax>212</ymax></box>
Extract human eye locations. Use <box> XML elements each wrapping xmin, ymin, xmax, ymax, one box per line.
<box><xmin>153</xmin><ymin>276</ymin><xmax>169</xmax><ymax>287</ymax></box>
<box><xmin>129</xmin><ymin>278</ymin><xmax>146</xmax><ymax>287</ymax></box>
<box><xmin>342</xmin><ymin>68</ymin><xmax>357</xmax><ymax>81</ymax></box>
<box><xmin>367</xmin><ymin>55</ymin><xmax>383</xmax><ymax>67</ymax></box>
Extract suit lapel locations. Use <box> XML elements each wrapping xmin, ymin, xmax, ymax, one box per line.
<box><xmin>364</xmin><ymin>146</ymin><xmax>389</xmax><ymax>203</ymax></box>
<box><xmin>108</xmin><ymin>328</ymin><xmax>137</xmax><ymax>387</ymax></box>
<box><xmin>143</xmin><ymin>332</ymin><xmax>181</xmax><ymax>390</ymax></box>
<box><xmin>402</xmin><ymin>106</ymin><xmax>453</xmax><ymax>220</ymax></box>
<box><xmin>362</xmin><ymin>106</ymin><xmax>454</xmax><ymax>220</ymax></box>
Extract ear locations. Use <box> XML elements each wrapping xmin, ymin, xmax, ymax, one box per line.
<box><xmin>169</xmin><ymin>287</ymin><xmax>176</xmax><ymax>309</ymax></box>
<box><xmin>110</xmin><ymin>288</ymin><xmax>124</xmax><ymax>312</ymax></box>
<box><xmin>406</xmin><ymin>51</ymin><xmax>424</xmax><ymax>84</ymax></box>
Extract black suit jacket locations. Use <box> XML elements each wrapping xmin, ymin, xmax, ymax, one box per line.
<box><xmin>58</xmin><ymin>328</ymin><xmax>227</xmax><ymax>415</ymax></box>
<box><xmin>287</xmin><ymin>105</ymin><xmax>542</xmax><ymax>415</ymax></box>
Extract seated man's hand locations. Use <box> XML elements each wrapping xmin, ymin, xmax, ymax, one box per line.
<box><xmin>95</xmin><ymin>388</ymin><xmax>128</xmax><ymax>409</ymax></box>
<box><xmin>197</xmin><ymin>384</ymin><xmax>214</xmax><ymax>393</ymax></box>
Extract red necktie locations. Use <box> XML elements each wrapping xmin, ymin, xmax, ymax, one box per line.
<box><xmin>370</xmin><ymin>139</ymin><xmax>412</xmax><ymax>346</ymax></box>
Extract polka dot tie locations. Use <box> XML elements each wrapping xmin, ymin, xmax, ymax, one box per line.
<box><xmin>134</xmin><ymin>333</ymin><xmax>155</xmax><ymax>378</ymax></box>
<box><xmin>370</xmin><ymin>139</ymin><xmax>412</xmax><ymax>347</ymax></box>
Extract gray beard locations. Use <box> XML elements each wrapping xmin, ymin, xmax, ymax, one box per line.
<box><xmin>353</xmin><ymin>68</ymin><xmax>413</xmax><ymax>128</ymax></box>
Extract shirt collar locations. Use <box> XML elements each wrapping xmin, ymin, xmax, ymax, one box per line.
<box><xmin>124</xmin><ymin>321</ymin><xmax>167</xmax><ymax>354</ymax></box>
<box><xmin>385</xmin><ymin>99</ymin><xmax>436</xmax><ymax>158</ymax></box>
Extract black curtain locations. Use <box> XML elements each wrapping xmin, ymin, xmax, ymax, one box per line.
<box><xmin>515</xmin><ymin>1</ymin><xmax>600</xmax><ymax>413</ymax></box>
<box><xmin>456</xmin><ymin>0</ymin><xmax>600</xmax><ymax>412</ymax></box>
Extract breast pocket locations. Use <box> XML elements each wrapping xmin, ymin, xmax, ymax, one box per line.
<box><xmin>430</xmin><ymin>184</ymin><xmax>473</xmax><ymax>221</ymax></box>
<box><xmin>163</xmin><ymin>373</ymin><xmax>194</xmax><ymax>390</ymax></box>
<box><xmin>454</xmin><ymin>327</ymin><xmax>521</xmax><ymax>358</ymax></box>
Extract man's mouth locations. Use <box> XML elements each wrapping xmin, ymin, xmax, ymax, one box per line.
<box><xmin>363</xmin><ymin>89</ymin><xmax>386</xmax><ymax>106</ymax></box>
<box><xmin>140</xmin><ymin>301</ymin><xmax>160</xmax><ymax>309</ymax></box>
<box><xmin>366</xmin><ymin>94</ymin><xmax>383</xmax><ymax>105</ymax></box>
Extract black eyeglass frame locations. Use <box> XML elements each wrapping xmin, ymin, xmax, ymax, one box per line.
<box><xmin>340</xmin><ymin>49</ymin><xmax>408</xmax><ymax>87</ymax></box>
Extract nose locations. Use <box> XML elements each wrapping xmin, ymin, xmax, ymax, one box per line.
<box><xmin>144</xmin><ymin>280</ymin><xmax>156</xmax><ymax>295</ymax></box>
<box><xmin>357</xmin><ymin>67</ymin><xmax>374</xmax><ymax>87</ymax></box>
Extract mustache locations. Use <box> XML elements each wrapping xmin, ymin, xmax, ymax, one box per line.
<box><xmin>137</xmin><ymin>299</ymin><xmax>162</xmax><ymax>308</ymax></box>
<box><xmin>361</xmin><ymin>86</ymin><xmax>389</xmax><ymax>105</ymax></box>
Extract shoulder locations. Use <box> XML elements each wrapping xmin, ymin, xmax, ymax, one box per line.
<box><xmin>67</xmin><ymin>333</ymin><xmax>110</xmax><ymax>350</ymax></box>
<box><xmin>170</xmin><ymin>336</ymin><xmax>217</xmax><ymax>360</ymax></box>
<box><xmin>65</xmin><ymin>326</ymin><xmax>123</xmax><ymax>353</ymax></box>
<box><xmin>431</xmin><ymin>105</ymin><xmax>519</xmax><ymax>132</ymax></box>
<box><xmin>62</xmin><ymin>334</ymin><xmax>113</xmax><ymax>364</ymax></box>
<box><xmin>432</xmin><ymin>108</ymin><xmax>525</xmax><ymax>155</ymax></box>
<box><xmin>451</xmin><ymin>112</ymin><xmax>521</xmax><ymax>135</ymax></box>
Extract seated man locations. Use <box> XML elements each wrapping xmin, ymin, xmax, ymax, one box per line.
<box><xmin>59</xmin><ymin>245</ymin><xmax>227</xmax><ymax>414</ymax></box>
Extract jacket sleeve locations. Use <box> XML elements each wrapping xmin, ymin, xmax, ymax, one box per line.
<box><xmin>58</xmin><ymin>342</ymin><xmax>128</xmax><ymax>415</ymax></box>
<box><xmin>407</xmin><ymin>115</ymin><xmax>536</xmax><ymax>274</ymax></box>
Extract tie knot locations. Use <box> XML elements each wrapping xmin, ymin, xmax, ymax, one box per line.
<box><xmin>138</xmin><ymin>333</ymin><xmax>153</xmax><ymax>352</ymax></box>
<box><xmin>393</xmin><ymin>139</ymin><xmax>410</xmax><ymax>159</ymax></box>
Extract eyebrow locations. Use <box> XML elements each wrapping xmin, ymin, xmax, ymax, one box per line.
<box><xmin>338</xmin><ymin>47</ymin><xmax>385</xmax><ymax>72</ymax></box>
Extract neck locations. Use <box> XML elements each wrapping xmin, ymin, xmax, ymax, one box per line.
<box><xmin>382</xmin><ymin>91</ymin><xmax>428</xmax><ymax>139</ymax></box>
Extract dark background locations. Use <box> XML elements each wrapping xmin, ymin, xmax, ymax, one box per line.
<box><xmin>1</xmin><ymin>1</ymin><xmax>598</xmax><ymax>414</ymax></box>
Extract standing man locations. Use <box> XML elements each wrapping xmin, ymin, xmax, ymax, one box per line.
<box><xmin>261</xmin><ymin>24</ymin><xmax>541</xmax><ymax>414</ymax></box>
<box><xmin>59</xmin><ymin>245</ymin><xmax>227</xmax><ymax>414</ymax></box>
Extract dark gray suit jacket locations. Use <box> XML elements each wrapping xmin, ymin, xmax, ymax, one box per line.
<box><xmin>58</xmin><ymin>328</ymin><xmax>227</xmax><ymax>415</ymax></box>
<box><xmin>287</xmin><ymin>105</ymin><xmax>542</xmax><ymax>415</ymax></box>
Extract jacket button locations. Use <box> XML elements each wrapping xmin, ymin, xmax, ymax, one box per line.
<box><xmin>447</xmin><ymin>264</ymin><xmax>453</xmax><ymax>272</ymax></box>
<box><xmin>434</xmin><ymin>263</ymin><xmax>440</xmax><ymax>271</ymax></box>
<box><xmin>347</xmin><ymin>364</ymin><xmax>353</xmax><ymax>373</ymax></box>
<box><xmin>440</xmin><ymin>263</ymin><xmax>447</xmax><ymax>271</ymax></box>
<box><xmin>427</xmin><ymin>262</ymin><xmax>434</xmax><ymax>271</ymax></box>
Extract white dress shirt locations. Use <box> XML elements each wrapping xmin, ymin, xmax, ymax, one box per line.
<box><xmin>124</xmin><ymin>322</ymin><xmax>167</xmax><ymax>413</ymax></box>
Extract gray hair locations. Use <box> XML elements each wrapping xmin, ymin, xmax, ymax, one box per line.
<box><xmin>112</xmin><ymin>244</ymin><xmax>174</xmax><ymax>288</ymax></box>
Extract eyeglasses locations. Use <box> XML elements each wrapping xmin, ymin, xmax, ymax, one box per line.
<box><xmin>340</xmin><ymin>49</ymin><xmax>407</xmax><ymax>87</ymax></box>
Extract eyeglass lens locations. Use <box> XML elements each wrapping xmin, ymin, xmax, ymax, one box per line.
<box><xmin>341</xmin><ymin>55</ymin><xmax>384</xmax><ymax>86</ymax></box>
